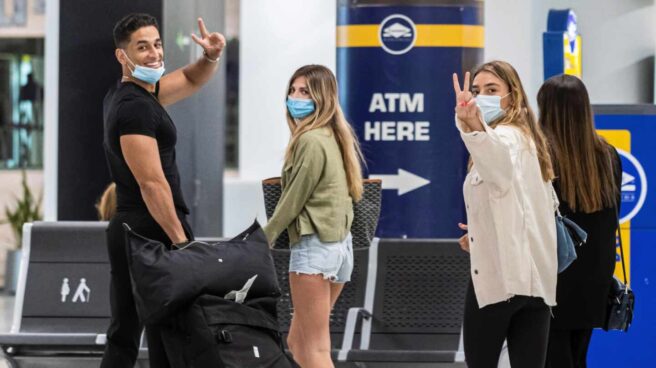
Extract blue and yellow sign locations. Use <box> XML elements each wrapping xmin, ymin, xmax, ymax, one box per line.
<box><xmin>589</xmin><ymin>106</ymin><xmax>655</xmax><ymax>367</ymax></box>
<box><xmin>337</xmin><ymin>4</ymin><xmax>484</xmax><ymax>238</ymax></box>
<box><xmin>597</xmin><ymin>129</ymin><xmax>632</xmax><ymax>283</ymax></box>
<box><xmin>544</xmin><ymin>9</ymin><xmax>581</xmax><ymax>80</ymax></box>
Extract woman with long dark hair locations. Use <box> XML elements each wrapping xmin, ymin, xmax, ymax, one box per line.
<box><xmin>538</xmin><ymin>74</ymin><xmax>621</xmax><ymax>368</ymax></box>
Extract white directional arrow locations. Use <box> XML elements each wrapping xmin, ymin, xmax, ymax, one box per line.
<box><xmin>370</xmin><ymin>168</ymin><xmax>430</xmax><ymax>196</ymax></box>
<box><xmin>622</xmin><ymin>172</ymin><xmax>636</xmax><ymax>192</ymax></box>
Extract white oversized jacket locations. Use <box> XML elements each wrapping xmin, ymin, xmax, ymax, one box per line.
<box><xmin>456</xmin><ymin>116</ymin><xmax>557</xmax><ymax>308</ymax></box>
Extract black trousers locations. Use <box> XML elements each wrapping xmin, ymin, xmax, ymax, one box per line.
<box><xmin>545</xmin><ymin>328</ymin><xmax>593</xmax><ymax>368</ymax></box>
<box><xmin>100</xmin><ymin>210</ymin><xmax>193</xmax><ymax>368</ymax></box>
<box><xmin>463</xmin><ymin>280</ymin><xmax>551</xmax><ymax>368</ymax></box>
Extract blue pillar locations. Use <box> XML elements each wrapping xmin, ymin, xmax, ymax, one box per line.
<box><xmin>337</xmin><ymin>1</ymin><xmax>484</xmax><ymax>238</ymax></box>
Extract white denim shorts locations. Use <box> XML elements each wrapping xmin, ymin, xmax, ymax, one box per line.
<box><xmin>289</xmin><ymin>233</ymin><xmax>353</xmax><ymax>283</ymax></box>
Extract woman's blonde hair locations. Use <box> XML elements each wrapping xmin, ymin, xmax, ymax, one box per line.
<box><xmin>284</xmin><ymin>65</ymin><xmax>365</xmax><ymax>201</ymax></box>
<box><xmin>472</xmin><ymin>61</ymin><xmax>554</xmax><ymax>182</ymax></box>
<box><xmin>96</xmin><ymin>182</ymin><xmax>116</xmax><ymax>221</ymax></box>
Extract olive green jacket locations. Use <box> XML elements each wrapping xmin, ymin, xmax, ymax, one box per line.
<box><xmin>263</xmin><ymin>127</ymin><xmax>353</xmax><ymax>246</ymax></box>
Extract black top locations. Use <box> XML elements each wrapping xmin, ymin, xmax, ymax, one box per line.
<box><xmin>103</xmin><ymin>81</ymin><xmax>189</xmax><ymax>214</ymax></box>
<box><xmin>551</xmin><ymin>144</ymin><xmax>622</xmax><ymax>330</ymax></box>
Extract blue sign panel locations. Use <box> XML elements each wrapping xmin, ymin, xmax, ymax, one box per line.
<box><xmin>543</xmin><ymin>9</ymin><xmax>582</xmax><ymax>80</ymax></box>
<box><xmin>337</xmin><ymin>4</ymin><xmax>484</xmax><ymax>238</ymax></box>
<box><xmin>588</xmin><ymin>106</ymin><xmax>656</xmax><ymax>367</ymax></box>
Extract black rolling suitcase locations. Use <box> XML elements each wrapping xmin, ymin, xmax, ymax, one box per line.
<box><xmin>160</xmin><ymin>294</ymin><xmax>298</xmax><ymax>368</ymax></box>
<box><xmin>125</xmin><ymin>220</ymin><xmax>297</xmax><ymax>366</ymax></box>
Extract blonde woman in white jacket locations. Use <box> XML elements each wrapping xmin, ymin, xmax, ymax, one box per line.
<box><xmin>453</xmin><ymin>60</ymin><xmax>557</xmax><ymax>368</ymax></box>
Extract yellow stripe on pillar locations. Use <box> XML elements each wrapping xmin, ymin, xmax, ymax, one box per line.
<box><xmin>336</xmin><ymin>24</ymin><xmax>484</xmax><ymax>48</ymax></box>
<box><xmin>415</xmin><ymin>25</ymin><xmax>484</xmax><ymax>48</ymax></box>
<box><xmin>336</xmin><ymin>25</ymin><xmax>380</xmax><ymax>47</ymax></box>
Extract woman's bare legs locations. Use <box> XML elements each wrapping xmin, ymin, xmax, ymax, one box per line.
<box><xmin>287</xmin><ymin>274</ymin><xmax>345</xmax><ymax>368</ymax></box>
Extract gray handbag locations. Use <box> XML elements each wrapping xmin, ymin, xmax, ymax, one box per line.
<box><xmin>552</xmin><ymin>184</ymin><xmax>587</xmax><ymax>273</ymax></box>
<box><xmin>555</xmin><ymin>211</ymin><xmax>587</xmax><ymax>273</ymax></box>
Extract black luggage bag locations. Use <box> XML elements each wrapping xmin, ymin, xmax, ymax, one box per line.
<box><xmin>160</xmin><ymin>294</ymin><xmax>298</xmax><ymax>368</ymax></box>
<box><xmin>125</xmin><ymin>220</ymin><xmax>281</xmax><ymax>324</ymax></box>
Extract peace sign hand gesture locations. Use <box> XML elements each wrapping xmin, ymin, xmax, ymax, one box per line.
<box><xmin>191</xmin><ymin>17</ymin><xmax>226</xmax><ymax>61</ymax></box>
<box><xmin>452</xmin><ymin>72</ymin><xmax>483</xmax><ymax>132</ymax></box>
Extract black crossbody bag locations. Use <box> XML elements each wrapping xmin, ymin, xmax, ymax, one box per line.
<box><xmin>603</xmin><ymin>213</ymin><xmax>635</xmax><ymax>332</ymax></box>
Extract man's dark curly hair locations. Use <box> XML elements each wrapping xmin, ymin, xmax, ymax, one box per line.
<box><xmin>113</xmin><ymin>13</ymin><xmax>159</xmax><ymax>48</ymax></box>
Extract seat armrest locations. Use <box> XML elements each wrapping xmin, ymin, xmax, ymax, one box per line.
<box><xmin>337</xmin><ymin>307</ymin><xmax>372</xmax><ymax>362</ymax></box>
<box><xmin>0</xmin><ymin>332</ymin><xmax>105</xmax><ymax>346</ymax></box>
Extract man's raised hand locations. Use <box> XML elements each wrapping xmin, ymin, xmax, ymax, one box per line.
<box><xmin>191</xmin><ymin>17</ymin><xmax>226</xmax><ymax>61</ymax></box>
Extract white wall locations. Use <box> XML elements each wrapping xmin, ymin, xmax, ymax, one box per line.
<box><xmin>484</xmin><ymin>0</ymin><xmax>548</xmax><ymax>109</ymax></box>
<box><xmin>223</xmin><ymin>0</ymin><xmax>336</xmax><ymax>236</ymax></box>
<box><xmin>549</xmin><ymin>0</ymin><xmax>655</xmax><ymax>103</ymax></box>
<box><xmin>485</xmin><ymin>0</ymin><xmax>656</xmax><ymax>106</ymax></box>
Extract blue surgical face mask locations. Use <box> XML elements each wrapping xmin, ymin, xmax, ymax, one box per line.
<box><xmin>286</xmin><ymin>97</ymin><xmax>315</xmax><ymax>119</ymax></box>
<box><xmin>122</xmin><ymin>50</ymin><xmax>165</xmax><ymax>85</ymax></box>
<box><xmin>476</xmin><ymin>93</ymin><xmax>510</xmax><ymax>124</ymax></box>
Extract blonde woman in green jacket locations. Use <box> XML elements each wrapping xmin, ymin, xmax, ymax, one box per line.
<box><xmin>263</xmin><ymin>64</ymin><xmax>364</xmax><ymax>368</ymax></box>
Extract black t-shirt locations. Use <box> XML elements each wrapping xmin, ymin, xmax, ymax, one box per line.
<box><xmin>103</xmin><ymin>81</ymin><xmax>189</xmax><ymax>214</ymax></box>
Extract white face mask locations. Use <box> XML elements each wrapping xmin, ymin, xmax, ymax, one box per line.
<box><xmin>476</xmin><ymin>93</ymin><xmax>510</xmax><ymax>124</ymax></box>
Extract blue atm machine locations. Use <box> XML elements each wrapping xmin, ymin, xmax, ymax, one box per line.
<box><xmin>337</xmin><ymin>0</ymin><xmax>484</xmax><ymax>238</ymax></box>
<box><xmin>589</xmin><ymin>105</ymin><xmax>656</xmax><ymax>367</ymax></box>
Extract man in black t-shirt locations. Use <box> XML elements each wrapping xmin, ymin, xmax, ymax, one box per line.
<box><xmin>101</xmin><ymin>13</ymin><xmax>224</xmax><ymax>368</ymax></box>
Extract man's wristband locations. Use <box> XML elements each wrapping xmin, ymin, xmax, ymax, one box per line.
<box><xmin>203</xmin><ymin>50</ymin><xmax>219</xmax><ymax>63</ymax></box>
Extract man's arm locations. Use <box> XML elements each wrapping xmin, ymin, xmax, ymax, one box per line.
<box><xmin>158</xmin><ymin>17</ymin><xmax>226</xmax><ymax>107</ymax></box>
<box><xmin>120</xmin><ymin>134</ymin><xmax>187</xmax><ymax>244</ymax></box>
